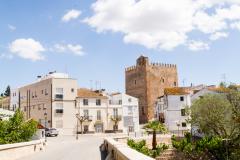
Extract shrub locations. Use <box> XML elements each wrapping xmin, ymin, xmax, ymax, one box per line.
<box><xmin>127</xmin><ymin>139</ymin><xmax>169</xmax><ymax>158</ymax></box>
<box><xmin>0</xmin><ymin>109</ymin><xmax>38</xmax><ymax>144</ymax></box>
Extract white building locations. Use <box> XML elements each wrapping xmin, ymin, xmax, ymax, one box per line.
<box><xmin>10</xmin><ymin>88</ymin><xmax>19</xmax><ymax>111</ymax></box>
<box><xmin>109</xmin><ymin>93</ymin><xmax>139</xmax><ymax>133</ymax></box>
<box><xmin>0</xmin><ymin>108</ymin><xmax>14</xmax><ymax>120</ymax></box>
<box><xmin>155</xmin><ymin>87</ymin><xmax>191</xmax><ymax>134</ymax></box>
<box><xmin>76</xmin><ymin>89</ymin><xmax>139</xmax><ymax>134</ymax></box>
<box><xmin>16</xmin><ymin>72</ymin><xmax>78</xmax><ymax>135</ymax></box>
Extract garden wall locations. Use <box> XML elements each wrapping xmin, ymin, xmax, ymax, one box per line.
<box><xmin>0</xmin><ymin>139</ymin><xmax>45</xmax><ymax>160</ymax></box>
<box><xmin>103</xmin><ymin>137</ymin><xmax>154</xmax><ymax>160</ymax></box>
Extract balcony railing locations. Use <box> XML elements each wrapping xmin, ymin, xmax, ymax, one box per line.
<box><xmin>110</xmin><ymin>115</ymin><xmax>122</xmax><ymax>122</ymax></box>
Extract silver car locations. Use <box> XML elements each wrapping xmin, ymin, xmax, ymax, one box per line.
<box><xmin>45</xmin><ymin>128</ymin><xmax>59</xmax><ymax>137</ymax></box>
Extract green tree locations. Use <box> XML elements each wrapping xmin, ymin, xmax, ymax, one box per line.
<box><xmin>3</xmin><ymin>85</ymin><xmax>10</xmax><ymax>97</ymax></box>
<box><xmin>144</xmin><ymin>121</ymin><xmax>167</xmax><ymax>150</ymax></box>
<box><xmin>0</xmin><ymin>109</ymin><xmax>38</xmax><ymax>144</ymax></box>
<box><xmin>191</xmin><ymin>94</ymin><xmax>233</xmax><ymax>137</ymax></box>
<box><xmin>191</xmin><ymin>93</ymin><xmax>240</xmax><ymax>159</ymax></box>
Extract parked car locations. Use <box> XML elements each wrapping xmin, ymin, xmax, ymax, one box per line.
<box><xmin>45</xmin><ymin>128</ymin><xmax>59</xmax><ymax>137</ymax></box>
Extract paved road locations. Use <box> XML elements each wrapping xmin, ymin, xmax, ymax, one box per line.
<box><xmin>17</xmin><ymin>134</ymin><xmax>104</xmax><ymax>160</ymax></box>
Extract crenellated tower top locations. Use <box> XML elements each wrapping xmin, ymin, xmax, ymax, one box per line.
<box><xmin>125</xmin><ymin>55</ymin><xmax>177</xmax><ymax>72</ymax></box>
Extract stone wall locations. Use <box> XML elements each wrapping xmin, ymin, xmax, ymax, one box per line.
<box><xmin>0</xmin><ymin>139</ymin><xmax>45</xmax><ymax>160</ymax></box>
<box><xmin>103</xmin><ymin>137</ymin><xmax>154</xmax><ymax>160</ymax></box>
<box><xmin>125</xmin><ymin>56</ymin><xmax>178</xmax><ymax>124</ymax></box>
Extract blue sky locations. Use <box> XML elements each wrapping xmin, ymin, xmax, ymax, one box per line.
<box><xmin>1</xmin><ymin>0</ymin><xmax>240</xmax><ymax>93</ymax></box>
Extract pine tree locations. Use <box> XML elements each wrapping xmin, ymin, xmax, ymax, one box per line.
<box><xmin>4</xmin><ymin>85</ymin><xmax>10</xmax><ymax>97</ymax></box>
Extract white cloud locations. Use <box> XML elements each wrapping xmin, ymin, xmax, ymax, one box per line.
<box><xmin>62</xmin><ymin>9</ymin><xmax>81</xmax><ymax>22</ymax></box>
<box><xmin>85</xmin><ymin>0</ymin><xmax>240</xmax><ymax>51</ymax></box>
<box><xmin>188</xmin><ymin>40</ymin><xmax>209</xmax><ymax>51</ymax></box>
<box><xmin>53</xmin><ymin>43</ymin><xmax>84</xmax><ymax>56</ymax></box>
<box><xmin>193</xmin><ymin>11</ymin><xmax>227</xmax><ymax>34</ymax></box>
<box><xmin>8</xmin><ymin>24</ymin><xmax>16</xmax><ymax>31</ymax></box>
<box><xmin>9</xmin><ymin>38</ymin><xmax>45</xmax><ymax>61</ymax></box>
<box><xmin>231</xmin><ymin>21</ymin><xmax>240</xmax><ymax>30</ymax></box>
<box><xmin>209</xmin><ymin>32</ymin><xmax>228</xmax><ymax>41</ymax></box>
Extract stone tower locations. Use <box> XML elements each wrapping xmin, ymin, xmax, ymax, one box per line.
<box><xmin>125</xmin><ymin>56</ymin><xmax>178</xmax><ymax>124</ymax></box>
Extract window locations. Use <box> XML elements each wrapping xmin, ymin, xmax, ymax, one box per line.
<box><xmin>42</xmin><ymin>90</ymin><xmax>44</xmax><ymax>94</ymax></box>
<box><xmin>56</xmin><ymin>88</ymin><xmax>63</xmax><ymax>94</ymax></box>
<box><xmin>128</xmin><ymin>98</ymin><xmax>132</xmax><ymax>103</ymax></box>
<box><xmin>181</xmin><ymin>109</ymin><xmax>186</xmax><ymax>116</ymax></box>
<box><xmin>24</xmin><ymin>106</ymin><xmax>27</xmax><ymax>112</ymax></box>
<box><xmin>161</xmin><ymin>78</ymin><xmax>165</xmax><ymax>83</ymax></box>
<box><xmin>109</xmin><ymin>100</ymin><xmax>112</xmax><ymax>104</ymax></box>
<box><xmin>113</xmin><ymin>108</ymin><xmax>118</xmax><ymax>118</ymax></box>
<box><xmin>32</xmin><ymin>105</ymin><xmax>35</xmax><ymax>110</ymax></box>
<box><xmin>45</xmin><ymin>89</ymin><xmax>48</xmax><ymax>95</ymax></box>
<box><xmin>128</xmin><ymin>106</ymin><xmax>133</xmax><ymax>115</ymax></box>
<box><xmin>83</xmin><ymin>99</ymin><xmax>88</xmax><ymax>106</ymax></box>
<box><xmin>38</xmin><ymin>105</ymin><xmax>41</xmax><ymax>110</ymax></box>
<box><xmin>182</xmin><ymin>122</ymin><xmax>187</xmax><ymax>127</ymax></box>
<box><xmin>174</xmin><ymin>82</ymin><xmax>177</xmax><ymax>86</ymax></box>
<box><xmin>84</xmin><ymin>125</ymin><xmax>89</xmax><ymax>132</ymax></box>
<box><xmin>134</xmin><ymin>80</ymin><xmax>137</xmax><ymax>85</ymax></box>
<box><xmin>142</xmin><ymin>107</ymin><xmax>145</xmax><ymax>115</ymax></box>
<box><xmin>119</xmin><ymin>100</ymin><xmax>122</xmax><ymax>105</ymax></box>
<box><xmin>180</xmin><ymin>96</ymin><xmax>184</xmax><ymax>101</ymax></box>
<box><xmin>55</xmin><ymin>103</ymin><xmax>63</xmax><ymax>114</ymax></box>
<box><xmin>97</xmin><ymin>110</ymin><xmax>101</xmax><ymax>120</ymax></box>
<box><xmin>96</xmin><ymin>99</ymin><xmax>101</xmax><ymax>106</ymax></box>
<box><xmin>71</xmin><ymin>88</ymin><xmax>74</xmax><ymax>93</ymax></box>
<box><xmin>83</xmin><ymin>110</ymin><xmax>89</xmax><ymax>117</ymax></box>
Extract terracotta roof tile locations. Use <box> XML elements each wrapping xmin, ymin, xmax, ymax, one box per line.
<box><xmin>207</xmin><ymin>87</ymin><xmax>230</xmax><ymax>93</ymax></box>
<box><xmin>164</xmin><ymin>87</ymin><xmax>189</xmax><ymax>95</ymax></box>
<box><xmin>77</xmin><ymin>88</ymin><xmax>107</xmax><ymax>99</ymax></box>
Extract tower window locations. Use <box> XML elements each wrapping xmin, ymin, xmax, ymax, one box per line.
<box><xmin>142</xmin><ymin>107</ymin><xmax>145</xmax><ymax>115</ymax></box>
<box><xmin>134</xmin><ymin>80</ymin><xmax>137</xmax><ymax>85</ymax></box>
<box><xmin>161</xmin><ymin>78</ymin><xmax>165</xmax><ymax>83</ymax></box>
<box><xmin>180</xmin><ymin>96</ymin><xmax>184</xmax><ymax>101</ymax></box>
<box><xmin>174</xmin><ymin>82</ymin><xmax>177</xmax><ymax>86</ymax></box>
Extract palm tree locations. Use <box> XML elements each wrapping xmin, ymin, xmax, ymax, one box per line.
<box><xmin>144</xmin><ymin>121</ymin><xmax>167</xmax><ymax>150</ymax></box>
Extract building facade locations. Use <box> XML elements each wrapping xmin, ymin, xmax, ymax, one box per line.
<box><xmin>10</xmin><ymin>88</ymin><xmax>19</xmax><ymax>111</ymax></box>
<box><xmin>155</xmin><ymin>87</ymin><xmax>191</xmax><ymax>134</ymax></box>
<box><xmin>0</xmin><ymin>96</ymin><xmax>10</xmax><ymax>110</ymax></box>
<box><xmin>125</xmin><ymin>55</ymin><xmax>178</xmax><ymax>123</ymax></box>
<box><xmin>76</xmin><ymin>89</ymin><xmax>139</xmax><ymax>134</ymax></box>
<box><xmin>18</xmin><ymin>72</ymin><xmax>78</xmax><ymax>135</ymax></box>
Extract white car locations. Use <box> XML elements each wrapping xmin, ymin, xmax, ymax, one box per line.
<box><xmin>45</xmin><ymin>128</ymin><xmax>59</xmax><ymax>137</ymax></box>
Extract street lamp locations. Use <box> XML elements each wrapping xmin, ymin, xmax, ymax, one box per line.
<box><xmin>76</xmin><ymin>113</ymin><xmax>79</xmax><ymax>140</ymax></box>
<box><xmin>43</xmin><ymin>107</ymin><xmax>47</xmax><ymax>142</ymax></box>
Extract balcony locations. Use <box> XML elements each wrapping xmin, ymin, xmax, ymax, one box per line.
<box><xmin>55</xmin><ymin>94</ymin><xmax>63</xmax><ymax>100</ymax></box>
<box><xmin>110</xmin><ymin>115</ymin><xmax>122</xmax><ymax>121</ymax></box>
<box><xmin>81</xmin><ymin>115</ymin><xmax>93</xmax><ymax>121</ymax></box>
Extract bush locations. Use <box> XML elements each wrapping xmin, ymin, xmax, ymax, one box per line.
<box><xmin>127</xmin><ymin>139</ymin><xmax>169</xmax><ymax>158</ymax></box>
<box><xmin>171</xmin><ymin>133</ymin><xmax>235</xmax><ymax>159</ymax></box>
<box><xmin>0</xmin><ymin>109</ymin><xmax>38</xmax><ymax>144</ymax></box>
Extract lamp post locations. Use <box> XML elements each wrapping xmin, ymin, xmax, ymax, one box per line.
<box><xmin>76</xmin><ymin>113</ymin><xmax>79</xmax><ymax>140</ymax></box>
<box><xmin>43</xmin><ymin>107</ymin><xmax>47</xmax><ymax>142</ymax></box>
